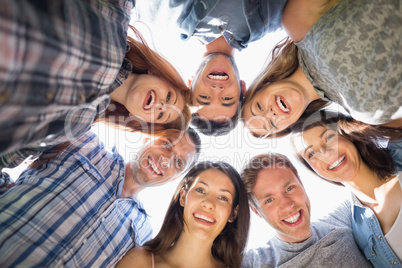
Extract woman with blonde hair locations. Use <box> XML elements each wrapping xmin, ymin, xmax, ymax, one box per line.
<box><xmin>117</xmin><ymin>161</ymin><xmax>250</xmax><ymax>268</ymax></box>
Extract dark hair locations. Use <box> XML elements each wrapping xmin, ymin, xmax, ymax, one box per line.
<box><xmin>290</xmin><ymin>106</ymin><xmax>401</xmax><ymax>184</ymax></box>
<box><xmin>241</xmin><ymin>153</ymin><xmax>301</xmax><ymax>208</ymax></box>
<box><xmin>96</xmin><ymin>25</ymin><xmax>191</xmax><ymax>134</ymax></box>
<box><xmin>144</xmin><ymin>161</ymin><xmax>250</xmax><ymax>267</ymax></box>
<box><xmin>241</xmin><ymin>37</ymin><xmax>300</xmax><ymax>139</ymax></box>
<box><xmin>190</xmin><ymin>104</ymin><xmax>240</xmax><ymax>136</ymax></box>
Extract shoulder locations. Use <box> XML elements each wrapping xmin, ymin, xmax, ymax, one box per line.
<box><xmin>243</xmin><ymin>242</ymin><xmax>276</xmax><ymax>267</ymax></box>
<box><xmin>116</xmin><ymin>247</ymin><xmax>152</xmax><ymax>268</ymax></box>
<box><xmin>282</xmin><ymin>0</ymin><xmax>338</xmax><ymax>42</ymax></box>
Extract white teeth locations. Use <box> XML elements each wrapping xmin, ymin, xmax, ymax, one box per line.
<box><xmin>144</xmin><ymin>91</ymin><xmax>155</xmax><ymax>109</ymax></box>
<box><xmin>194</xmin><ymin>213</ymin><xmax>215</xmax><ymax>223</ymax></box>
<box><xmin>329</xmin><ymin>155</ymin><xmax>345</xmax><ymax>170</ymax></box>
<box><xmin>283</xmin><ymin>211</ymin><xmax>300</xmax><ymax>223</ymax></box>
<box><xmin>208</xmin><ymin>74</ymin><xmax>228</xmax><ymax>80</ymax></box>
<box><xmin>148</xmin><ymin>157</ymin><xmax>162</xmax><ymax>175</ymax></box>
<box><xmin>276</xmin><ymin>96</ymin><xmax>289</xmax><ymax>113</ymax></box>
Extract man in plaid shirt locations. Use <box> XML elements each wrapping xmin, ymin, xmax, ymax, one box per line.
<box><xmin>0</xmin><ymin>128</ymin><xmax>200</xmax><ymax>267</ymax></box>
<box><xmin>0</xmin><ymin>0</ymin><xmax>134</xmax><ymax>179</ymax></box>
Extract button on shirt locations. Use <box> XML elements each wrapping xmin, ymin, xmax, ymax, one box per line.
<box><xmin>351</xmin><ymin>173</ymin><xmax>402</xmax><ymax>267</ymax></box>
<box><xmin>0</xmin><ymin>0</ymin><xmax>134</xmax><ymax>172</ymax></box>
<box><xmin>0</xmin><ymin>131</ymin><xmax>152</xmax><ymax>267</ymax></box>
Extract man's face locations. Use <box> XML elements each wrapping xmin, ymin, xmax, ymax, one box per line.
<box><xmin>127</xmin><ymin>132</ymin><xmax>197</xmax><ymax>188</ymax></box>
<box><xmin>191</xmin><ymin>53</ymin><xmax>243</xmax><ymax>121</ymax></box>
<box><xmin>252</xmin><ymin>167</ymin><xmax>312</xmax><ymax>243</ymax></box>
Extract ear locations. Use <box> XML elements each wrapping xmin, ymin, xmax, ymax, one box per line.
<box><xmin>250</xmin><ymin>204</ymin><xmax>262</xmax><ymax>218</ymax></box>
<box><xmin>228</xmin><ymin>205</ymin><xmax>238</xmax><ymax>223</ymax></box>
<box><xmin>187</xmin><ymin>76</ymin><xmax>193</xmax><ymax>88</ymax></box>
<box><xmin>179</xmin><ymin>187</ymin><xmax>186</xmax><ymax>207</ymax></box>
<box><xmin>147</xmin><ymin>70</ymin><xmax>154</xmax><ymax>75</ymax></box>
<box><xmin>240</xmin><ymin>80</ymin><xmax>246</xmax><ymax>96</ymax></box>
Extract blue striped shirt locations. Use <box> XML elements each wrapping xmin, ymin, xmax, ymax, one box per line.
<box><xmin>0</xmin><ymin>131</ymin><xmax>152</xmax><ymax>267</ymax></box>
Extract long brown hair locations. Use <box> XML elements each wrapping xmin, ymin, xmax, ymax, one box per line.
<box><xmin>241</xmin><ymin>37</ymin><xmax>299</xmax><ymax>138</ymax></box>
<box><xmin>97</xmin><ymin>25</ymin><xmax>191</xmax><ymax>134</ymax></box>
<box><xmin>290</xmin><ymin>105</ymin><xmax>401</xmax><ymax>184</ymax></box>
<box><xmin>144</xmin><ymin>161</ymin><xmax>250</xmax><ymax>267</ymax></box>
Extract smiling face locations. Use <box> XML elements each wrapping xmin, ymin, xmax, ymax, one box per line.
<box><xmin>126</xmin><ymin>74</ymin><xmax>185</xmax><ymax>124</ymax></box>
<box><xmin>252</xmin><ymin>167</ymin><xmax>312</xmax><ymax>243</ymax></box>
<box><xmin>180</xmin><ymin>169</ymin><xmax>236</xmax><ymax>241</ymax></box>
<box><xmin>126</xmin><ymin>132</ymin><xmax>197</xmax><ymax>190</ymax></box>
<box><xmin>243</xmin><ymin>79</ymin><xmax>311</xmax><ymax>137</ymax></box>
<box><xmin>191</xmin><ymin>53</ymin><xmax>242</xmax><ymax>121</ymax></box>
<box><xmin>294</xmin><ymin>126</ymin><xmax>364</xmax><ymax>183</ymax></box>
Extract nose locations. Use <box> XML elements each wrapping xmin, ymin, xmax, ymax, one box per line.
<box><xmin>280</xmin><ymin>197</ymin><xmax>295</xmax><ymax>210</ymax></box>
<box><xmin>201</xmin><ymin>196</ymin><xmax>215</xmax><ymax>211</ymax></box>
<box><xmin>160</xmin><ymin>151</ymin><xmax>174</xmax><ymax>169</ymax></box>
<box><xmin>264</xmin><ymin>106</ymin><xmax>277</xmax><ymax>118</ymax></box>
<box><xmin>156</xmin><ymin>101</ymin><xmax>167</xmax><ymax>112</ymax></box>
<box><xmin>210</xmin><ymin>84</ymin><xmax>224</xmax><ymax>90</ymax></box>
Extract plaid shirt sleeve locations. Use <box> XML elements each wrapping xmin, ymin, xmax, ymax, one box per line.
<box><xmin>0</xmin><ymin>131</ymin><xmax>153</xmax><ymax>267</ymax></box>
<box><xmin>0</xmin><ymin>0</ymin><xmax>134</xmax><ymax>162</ymax></box>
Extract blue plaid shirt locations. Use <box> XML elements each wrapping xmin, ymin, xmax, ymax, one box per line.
<box><xmin>0</xmin><ymin>0</ymin><xmax>134</xmax><ymax>173</ymax></box>
<box><xmin>0</xmin><ymin>131</ymin><xmax>152</xmax><ymax>267</ymax></box>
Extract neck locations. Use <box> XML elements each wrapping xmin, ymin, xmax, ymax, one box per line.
<box><xmin>121</xmin><ymin>164</ymin><xmax>144</xmax><ymax>198</ymax></box>
<box><xmin>109</xmin><ymin>73</ymin><xmax>137</xmax><ymax>106</ymax></box>
<box><xmin>160</xmin><ymin>231</ymin><xmax>222</xmax><ymax>268</ymax></box>
<box><xmin>204</xmin><ymin>35</ymin><xmax>235</xmax><ymax>57</ymax></box>
<box><xmin>343</xmin><ymin>164</ymin><xmax>391</xmax><ymax>205</ymax></box>
<box><xmin>292</xmin><ymin>66</ymin><xmax>320</xmax><ymax>103</ymax></box>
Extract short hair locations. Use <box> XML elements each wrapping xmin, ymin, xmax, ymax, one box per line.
<box><xmin>241</xmin><ymin>153</ymin><xmax>300</xmax><ymax>209</ymax></box>
<box><xmin>190</xmin><ymin>53</ymin><xmax>243</xmax><ymax>136</ymax></box>
<box><xmin>144</xmin><ymin>161</ymin><xmax>250</xmax><ymax>267</ymax></box>
<box><xmin>290</xmin><ymin>107</ymin><xmax>399</xmax><ymax>185</ymax></box>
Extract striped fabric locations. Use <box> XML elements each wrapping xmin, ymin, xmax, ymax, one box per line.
<box><xmin>0</xmin><ymin>0</ymin><xmax>134</xmax><ymax>171</ymax></box>
<box><xmin>0</xmin><ymin>131</ymin><xmax>152</xmax><ymax>267</ymax></box>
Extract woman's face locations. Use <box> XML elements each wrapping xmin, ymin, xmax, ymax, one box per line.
<box><xmin>243</xmin><ymin>80</ymin><xmax>311</xmax><ymax>137</ymax></box>
<box><xmin>180</xmin><ymin>169</ymin><xmax>236</xmax><ymax>241</ymax></box>
<box><xmin>126</xmin><ymin>74</ymin><xmax>185</xmax><ymax>124</ymax></box>
<box><xmin>294</xmin><ymin>125</ymin><xmax>363</xmax><ymax>182</ymax></box>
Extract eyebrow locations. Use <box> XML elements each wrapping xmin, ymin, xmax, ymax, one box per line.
<box><xmin>303</xmin><ymin>129</ymin><xmax>328</xmax><ymax>155</ymax></box>
<box><xmin>196</xmin><ymin>98</ymin><xmax>210</xmax><ymax>106</ymax></box>
<box><xmin>198</xmin><ymin>181</ymin><xmax>234</xmax><ymax>196</ymax></box>
<box><xmin>222</xmin><ymin>102</ymin><xmax>236</xmax><ymax>107</ymax></box>
<box><xmin>170</xmin><ymin>138</ymin><xmax>188</xmax><ymax>168</ymax></box>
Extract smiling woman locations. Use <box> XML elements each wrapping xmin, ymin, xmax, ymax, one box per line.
<box><xmin>96</xmin><ymin>26</ymin><xmax>191</xmax><ymax>135</ymax></box>
<box><xmin>116</xmin><ymin>161</ymin><xmax>250</xmax><ymax>268</ymax></box>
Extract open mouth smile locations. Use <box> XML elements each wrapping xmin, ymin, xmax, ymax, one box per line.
<box><xmin>283</xmin><ymin>210</ymin><xmax>301</xmax><ymax>224</ymax></box>
<box><xmin>194</xmin><ymin>213</ymin><xmax>216</xmax><ymax>224</ymax></box>
<box><xmin>276</xmin><ymin>95</ymin><xmax>290</xmax><ymax>114</ymax></box>
<box><xmin>143</xmin><ymin>90</ymin><xmax>156</xmax><ymax>110</ymax></box>
<box><xmin>207</xmin><ymin>72</ymin><xmax>229</xmax><ymax>81</ymax></box>
<box><xmin>328</xmin><ymin>154</ymin><xmax>346</xmax><ymax>171</ymax></box>
<box><xmin>148</xmin><ymin>156</ymin><xmax>162</xmax><ymax>176</ymax></box>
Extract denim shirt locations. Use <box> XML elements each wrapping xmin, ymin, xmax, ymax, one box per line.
<box><xmin>172</xmin><ymin>0</ymin><xmax>286</xmax><ymax>50</ymax></box>
<box><xmin>351</xmin><ymin>181</ymin><xmax>402</xmax><ymax>267</ymax></box>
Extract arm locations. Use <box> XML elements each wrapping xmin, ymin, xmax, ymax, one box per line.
<box><xmin>116</xmin><ymin>247</ymin><xmax>152</xmax><ymax>268</ymax></box>
<box><xmin>317</xmin><ymin>199</ymin><xmax>353</xmax><ymax>228</ymax></box>
<box><xmin>282</xmin><ymin>0</ymin><xmax>339</xmax><ymax>42</ymax></box>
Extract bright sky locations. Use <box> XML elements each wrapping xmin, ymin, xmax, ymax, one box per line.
<box><xmin>4</xmin><ymin>11</ymin><xmax>351</xmax><ymax>251</ymax></box>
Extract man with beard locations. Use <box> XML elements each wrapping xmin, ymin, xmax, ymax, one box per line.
<box><xmin>0</xmin><ymin>128</ymin><xmax>200</xmax><ymax>267</ymax></box>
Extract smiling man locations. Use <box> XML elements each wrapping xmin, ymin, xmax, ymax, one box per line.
<box><xmin>0</xmin><ymin>128</ymin><xmax>200</xmax><ymax>267</ymax></box>
<box><xmin>241</xmin><ymin>153</ymin><xmax>371</xmax><ymax>267</ymax></box>
<box><xmin>135</xmin><ymin>0</ymin><xmax>287</xmax><ymax>135</ymax></box>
